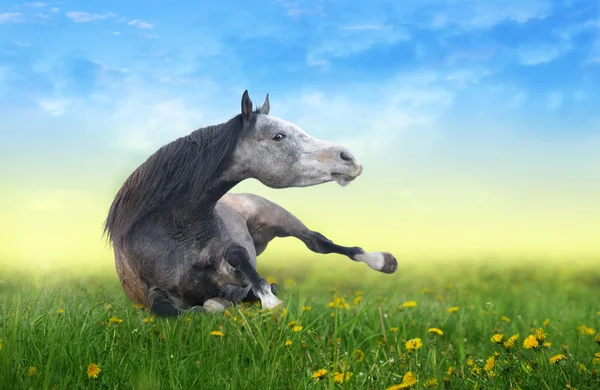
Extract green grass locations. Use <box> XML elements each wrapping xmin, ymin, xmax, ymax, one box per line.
<box><xmin>1</xmin><ymin>259</ymin><xmax>599</xmax><ymax>389</ymax></box>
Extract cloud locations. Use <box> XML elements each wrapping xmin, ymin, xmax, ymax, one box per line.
<box><xmin>21</xmin><ymin>2</ymin><xmax>48</xmax><ymax>8</ymax></box>
<box><xmin>139</xmin><ymin>33</ymin><xmax>158</xmax><ymax>39</ymax></box>
<box><xmin>128</xmin><ymin>19</ymin><xmax>154</xmax><ymax>29</ymax></box>
<box><xmin>40</xmin><ymin>99</ymin><xmax>70</xmax><ymax>116</ymax></box>
<box><xmin>545</xmin><ymin>92</ymin><xmax>563</xmax><ymax>111</ymax></box>
<box><xmin>65</xmin><ymin>11</ymin><xmax>108</xmax><ymax>23</ymax></box>
<box><xmin>517</xmin><ymin>42</ymin><xmax>571</xmax><ymax>66</ymax></box>
<box><xmin>0</xmin><ymin>12</ymin><xmax>24</xmax><ymax>23</ymax></box>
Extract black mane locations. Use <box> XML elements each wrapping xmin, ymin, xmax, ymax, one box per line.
<box><xmin>104</xmin><ymin>114</ymin><xmax>248</xmax><ymax>244</ymax></box>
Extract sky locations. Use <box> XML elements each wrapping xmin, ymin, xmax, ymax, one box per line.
<box><xmin>1</xmin><ymin>0</ymin><xmax>599</xmax><ymax>268</ymax></box>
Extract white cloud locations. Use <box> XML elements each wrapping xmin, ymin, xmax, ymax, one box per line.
<box><xmin>518</xmin><ymin>43</ymin><xmax>571</xmax><ymax>65</ymax></box>
<box><xmin>22</xmin><ymin>2</ymin><xmax>47</xmax><ymax>8</ymax></box>
<box><xmin>40</xmin><ymin>100</ymin><xmax>70</xmax><ymax>116</ymax></box>
<box><xmin>49</xmin><ymin>7</ymin><xmax>59</xmax><ymax>13</ymax></box>
<box><xmin>128</xmin><ymin>19</ymin><xmax>154</xmax><ymax>29</ymax></box>
<box><xmin>65</xmin><ymin>11</ymin><xmax>108</xmax><ymax>23</ymax></box>
<box><xmin>112</xmin><ymin>31</ymin><xmax>120</xmax><ymax>36</ymax></box>
<box><xmin>0</xmin><ymin>12</ymin><xmax>24</xmax><ymax>23</ymax></box>
<box><xmin>139</xmin><ymin>33</ymin><xmax>158</xmax><ymax>39</ymax></box>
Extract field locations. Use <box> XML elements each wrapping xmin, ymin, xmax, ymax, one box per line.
<box><xmin>1</xmin><ymin>258</ymin><xmax>599</xmax><ymax>390</ymax></box>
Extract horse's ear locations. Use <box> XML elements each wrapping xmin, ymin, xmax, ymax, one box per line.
<box><xmin>241</xmin><ymin>90</ymin><xmax>253</xmax><ymax>119</ymax></box>
<box><xmin>260</xmin><ymin>93</ymin><xmax>270</xmax><ymax>115</ymax></box>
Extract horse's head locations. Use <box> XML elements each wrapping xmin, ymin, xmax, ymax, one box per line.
<box><xmin>232</xmin><ymin>90</ymin><xmax>363</xmax><ymax>188</ymax></box>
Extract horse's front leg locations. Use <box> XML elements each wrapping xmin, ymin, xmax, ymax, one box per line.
<box><xmin>223</xmin><ymin>245</ymin><xmax>283</xmax><ymax>309</ymax></box>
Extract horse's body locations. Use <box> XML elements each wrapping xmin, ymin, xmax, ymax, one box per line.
<box><xmin>106</xmin><ymin>91</ymin><xmax>397</xmax><ymax>316</ymax></box>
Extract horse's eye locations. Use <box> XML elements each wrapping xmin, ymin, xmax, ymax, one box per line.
<box><xmin>272</xmin><ymin>133</ymin><xmax>286</xmax><ymax>141</ymax></box>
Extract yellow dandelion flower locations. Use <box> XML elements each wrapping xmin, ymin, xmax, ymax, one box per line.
<box><xmin>493</xmin><ymin>351</ymin><xmax>500</xmax><ymax>358</ymax></box>
<box><xmin>105</xmin><ymin>303</ymin><xmax>113</xmax><ymax>310</ymax></box>
<box><xmin>467</xmin><ymin>357</ymin><xmax>474</xmax><ymax>366</ymax></box>
<box><xmin>471</xmin><ymin>366</ymin><xmax>481</xmax><ymax>376</ymax></box>
<box><xmin>597</xmin><ymin>310</ymin><xmax>600</xmax><ymax>315</ymax></box>
<box><xmin>523</xmin><ymin>335</ymin><xmax>539</xmax><ymax>349</ymax></box>
<box><xmin>549</xmin><ymin>354</ymin><xmax>567</xmax><ymax>364</ymax></box>
<box><xmin>421</xmin><ymin>288</ymin><xmax>433</xmax><ymax>294</ymax></box>
<box><xmin>311</xmin><ymin>368</ymin><xmax>327</xmax><ymax>379</ymax></box>
<box><xmin>387</xmin><ymin>371</ymin><xmax>418</xmax><ymax>389</ymax></box>
<box><xmin>293</xmin><ymin>325</ymin><xmax>303</xmax><ymax>332</ymax></box>
<box><xmin>405</xmin><ymin>338</ymin><xmax>423</xmax><ymax>351</ymax></box>
<box><xmin>184</xmin><ymin>317</ymin><xmax>191</xmax><ymax>323</ymax></box>
<box><xmin>334</xmin><ymin>372</ymin><xmax>352</xmax><ymax>383</ymax></box>
<box><xmin>328</xmin><ymin>296</ymin><xmax>350</xmax><ymax>309</ymax></box>
<box><xmin>143</xmin><ymin>316</ymin><xmax>155</xmax><ymax>323</ymax></box>
<box><xmin>423</xmin><ymin>378</ymin><xmax>438</xmax><ymax>387</ymax></box>
<box><xmin>266</xmin><ymin>276</ymin><xmax>277</xmax><ymax>284</ymax></box>
<box><xmin>133</xmin><ymin>303</ymin><xmax>145</xmax><ymax>309</ymax></box>
<box><xmin>447</xmin><ymin>366</ymin><xmax>454</xmax><ymax>375</ymax></box>
<box><xmin>490</xmin><ymin>333</ymin><xmax>504</xmax><ymax>344</ymax></box>
<box><xmin>57</xmin><ymin>308</ymin><xmax>65</xmax><ymax>315</ymax></box>
<box><xmin>543</xmin><ymin>319</ymin><xmax>550</xmax><ymax>327</ymax></box>
<box><xmin>390</xmin><ymin>327</ymin><xmax>399</xmax><ymax>333</ymax></box>
<box><xmin>28</xmin><ymin>366</ymin><xmax>37</xmax><ymax>377</ymax></box>
<box><xmin>354</xmin><ymin>290</ymin><xmax>364</xmax><ymax>295</ymax></box>
<box><xmin>284</xmin><ymin>279</ymin><xmax>296</xmax><ymax>287</ymax></box>
<box><xmin>87</xmin><ymin>363</ymin><xmax>101</xmax><ymax>379</ymax></box>
<box><xmin>593</xmin><ymin>352</ymin><xmax>600</xmax><ymax>364</ymax></box>
<box><xmin>579</xmin><ymin>363</ymin><xmax>587</xmax><ymax>373</ymax></box>
<box><xmin>594</xmin><ymin>333</ymin><xmax>600</xmax><ymax>346</ymax></box>
<box><xmin>354</xmin><ymin>296</ymin><xmax>363</xmax><ymax>305</ymax></box>
<box><xmin>503</xmin><ymin>333</ymin><xmax>520</xmax><ymax>350</ymax></box>
<box><xmin>578</xmin><ymin>325</ymin><xmax>595</xmax><ymax>335</ymax></box>
<box><xmin>543</xmin><ymin>341</ymin><xmax>552</xmax><ymax>348</ymax></box>
<box><xmin>210</xmin><ymin>330</ymin><xmax>224</xmax><ymax>337</ymax></box>
<box><xmin>447</xmin><ymin>306</ymin><xmax>459</xmax><ymax>314</ymax></box>
<box><xmin>501</xmin><ymin>316</ymin><xmax>510</xmax><ymax>322</ymax></box>
<box><xmin>484</xmin><ymin>357</ymin><xmax>495</xmax><ymax>372</ymax></box>
<box><xmin>534</xmin><ymin>327</ymin><xmax>545</xmax><ymax>343</ymax></box>
<box><xmin>353</xmin><ymin>349</ymin><xmax>365</xmax><ymax>362</ymax></box>
<box><xmin>402</xmin><ymin>301</ymin><xmax>417</xmax><ymax>308</ymax></box>
<box><xmin>287</xmin><ymin>320</ymin><xmax>299</xmax><ymax>328</ymax></box>
<box><xmin>284</xmin><ymin>340</ymin><xmax>292</xmax><ymax>347</ymax></box>
<box><xmin>302</xmin><ymin>306</ymin><xmax>311</xmax><ymax>312</ymax></box>
<box><xmin>108</xmin><ymin>317</ymin><xmax>123</xmax><ymax>325</ymax></box>
<box><xmin>428</xmin><ymin>327</ymin><xmax>443</xmax><ymax>336</ymax></box>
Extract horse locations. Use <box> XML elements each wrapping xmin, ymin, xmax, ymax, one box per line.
<box><xmin>104</xmin><ymin>90</ymin><xmax>398</xmax><ymax>316</ymax></box>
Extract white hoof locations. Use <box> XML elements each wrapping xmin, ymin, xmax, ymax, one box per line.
<box><xmin>203</xmin><ymin>298</ymin><xmax>232</xmax><ymax>313</ymax></box>
<box><xmin>259</xmin><ymin>293</ymin><xmax>283</xmax><ymax>310</ymax></box>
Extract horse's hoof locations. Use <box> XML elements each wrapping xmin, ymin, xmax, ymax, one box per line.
<box><xmin>380</xmin><ymin>253</ymin><xmax>398</xmax><ymax>274</ymax></box>
<box><xmin>203</xmin><ymin>298</ymin><xmax>232</xmax><ymax>313</ymax></box>
<box><xmin>261</xmin><ymin>295</ymin><xmax>284</xmax><ymax>310</ymax></box>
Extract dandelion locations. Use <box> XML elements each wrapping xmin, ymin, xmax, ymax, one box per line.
<box><xmin>543</xmin><ymin>341</ymin><xmax>552</xmax><ymax>348</ymax></box>
<box><xmin>328</xmin><ymin>296</ymin><xmax>350</xmax><ymax>309</ymax></box>
<box><xmin>578</xmin><ymin>325</ymin><xmax>595</xmax><ymax>335</ymax></box>
<box><xmin>108</xmin><ymin>317</ymin><xmax>123</xmax><ymax>325</ymax></box>
<box><xmin>595</xmin><ymin>333</ymin><xmax>600</xmax><ymax>346</ymax></box>
<box><xmin>421</xmin><ymin>288</ymin><xmax>433</xmax><ymax>294</ymax></box>
<box><xmin>579</xmin><ymin>363</ymin><xmax>587</xmax><ymax>373</ymax></box>
<box><xmin>534</xmin><ymin>327</ymin><xmax>546</xmax><ymax>343</ymax></box>
<box><xmin>447</xmin><ymin>306</ymin><xmax>459</xmax><ymax>314</ymax></box>
<box><xmin>266</xmin><ymin>276</ymin><xmax>277</xmax><ymax>284</ymax></box>
<box><xmin>549</xmin><ymin>354</ymin><xmax>567</xmax><ymax>364</ymax></box>
<box><xmin>484</xmin><ymin>357</ymin><xmax>495</xmax><ymax>372</ymax></box>
<box><xmin>390</xmin><ymin>327</ymin><xmax>399</xmax><ymax>333</ymax></box>
<box><xmin>503</xmin><ymin>333</ymin><xmax>520</xmax><ymax>350</ymax></box>
<box><xmin>402</xmin><ymin>301</ymin><xmax>417</xmax><ymax>308</ymax></box>
<box><xmin>311</xmin><ymin>368</ymin><xmax>327</xmax><ymax>379</ymax></box>
<box><xmin>447</xmin><ymin>366</ymin><xmax>454</xmax><ymax>375</ymax></box>
<box><xmin>405</xmin><ymin>338</ymin><xmax>423</xmax><ymax>351</ymax></box>
<box><xmin>387</xmin><ymin>371</ymin><xmax>418</xmax><ymax>389</ymax></box>
<box><xmin>354</xmin><ymin>296</ymin><xmax>363</xmax><ymax>305</ymax></box>
<box><xmin>87</xmin><ymin>363</ymin><xmax>101</xmax><ymax>379</ymax></box>
<box><xmin>293</xmin><ymin>325</ymin><xmax>303</xmax><ymax>332</ymax></box>
<box><xmin>424</xmin><ymin>378</ymin><xmax>438</xmax><ymax>387</ymax></box>
<box><xmin>133</xmin><ymin>303</ymin><xmax>145</xmax><ymax>309</ymax></box>
<box><xmin>334</xmin><ymin>372</ymin><xmax>352</xmax><ymax>383</ymax></box>
<box><xmin>501</xmin><ymin>316</ymin><xmax>511</xmax><ymax>322</ymax></box>
<box><xmin>593</xmin><ymin>352</ymin><xmax>600</xmax><ymax>364</ymax></box>
<box><xmin>490</xmin><ymin>333</ymin><xmax>504</xmax><ymax>344</ymax></box>
<box><xmin>210</xmin><ymin>330</ymin><xmax>224</xmax><ymax>337</ymax></box>
<box><xmin>57</xmin><ymin>308</ymin><xmax>65</xmax><ymax>315</ymax></box>
<box><xmin>353</xmin><ymin>349</ymin><xmax>365</xmax><ymax>362</ymax></box>
<box><xmin>467</xmin><ymin>357</ymin><xmax>474</xmax><ymax>366</ymax></box>
<box><xmin>428</xmin><ymin>328</ymin><xmax>443</xmax><ymax>336</ymax></box>
<box><xmin>287</xmin><ymin>320</ymin><xmax>299</xmax><ymax>328</ymax></box>
<box><xmin>28</xmin><ymin>366</ymin><xmax>37</xmax><ymax>377</ymax></box>
<box><xmin>284</xmin><ymin>340</ymin><xmax>292</xmax><ymax>347</ymax></box>
<box><xmin>523</xmin><ymin>335</ymin><xmax>539</xmax><ymax>349</ymax></box>
<box><xmin>143</xmin><ymin>316</ymin><xmax>155</xmax><ymax>323</ymax></box>
<box><xmin>302</xmin><ymin>306</ymin><xmax>311</xmax><ymax>312</ymax></box>
<box><xmin>543</xmin><ymin>319</ymin><xmax>550</xmax><ymax>327</ymax></box>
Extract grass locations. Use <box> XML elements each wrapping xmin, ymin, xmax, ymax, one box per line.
<box><xmin>1</xmin><ymin>258</ymin><xmax>599</xmax><ymax>389</ymax></box>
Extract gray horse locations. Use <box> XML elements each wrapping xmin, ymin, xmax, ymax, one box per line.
<box><xmin>104</xmin><ymin>91</ymin><xmax>397</xmax><ymax>316</ymax></box>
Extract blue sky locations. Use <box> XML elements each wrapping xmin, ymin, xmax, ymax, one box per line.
<box><xmin>1</xmin><ymin>0</ymin><xmax>599</xmax><ymax>195</ymax></box>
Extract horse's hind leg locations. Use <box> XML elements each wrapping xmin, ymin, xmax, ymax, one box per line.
<box><xmin>148</xmin><ymin>288</ymin><xmax>185</xmax><ymax>317</ymax></box>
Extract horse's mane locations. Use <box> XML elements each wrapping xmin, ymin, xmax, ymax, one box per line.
<box><xmin>104</xmin><ymin>113</ymin><xmax>251</xmax><ymax>243</ymax></box>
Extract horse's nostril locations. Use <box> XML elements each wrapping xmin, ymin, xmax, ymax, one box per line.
<box><xmin>340</xmin><ymin>152</ymin><xmax>354</xmax><ymax>162</ymax></box>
